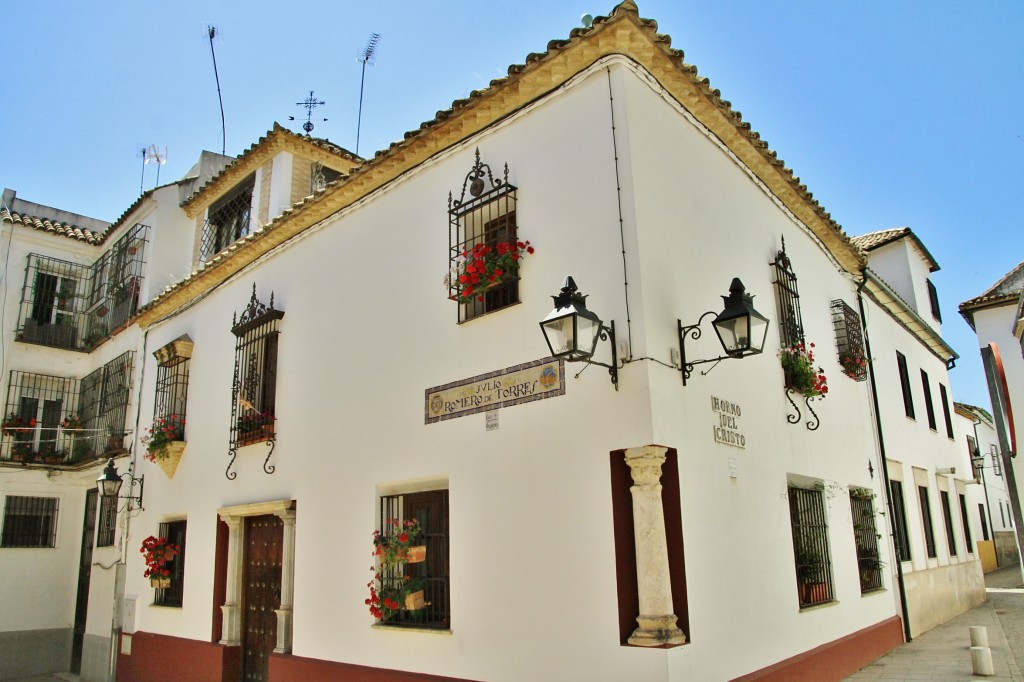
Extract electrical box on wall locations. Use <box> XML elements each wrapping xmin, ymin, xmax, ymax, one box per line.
<box><xmin>122</xmin><ymin>596</ymin><xmax>137</xmax><ymax>634</ymax></box>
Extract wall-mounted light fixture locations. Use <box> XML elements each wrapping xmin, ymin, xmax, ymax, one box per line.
<box><xmin>96</xmin><ymin>458</ymin><xmax>144</xmax><ymax>511</ymax></box>
<box><xmin>540</xmin><ymin>276</ymin><xmax>618</xmax><ymax>389</ymax></box>
<box><xmin>678</xmin><ymin>278</ymin><xmax>769</xmax><ymax>385</ymax></box>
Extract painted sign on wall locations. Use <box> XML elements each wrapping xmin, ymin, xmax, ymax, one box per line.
<box><xmin>712</xmin><ymin>396</ymin><xmax>746</xmax><ymax>448</ymax></box>
<box><xmin>425</xmin><ymin>358</ymin><xmax>564</xmax><ymax>424</ymax></box>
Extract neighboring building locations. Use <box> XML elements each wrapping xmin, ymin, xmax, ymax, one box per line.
<box><xmin>955</xmin><ymin>402</ymin><xmax>1017</xmax><ymax>570</ymax></box>
<box><xmin>851</xmin><ymin>228</ymin><xmax>984</xmax><ymax>638</ymax></box>
<box><xmin>0</xmin><ymin>3</ymin><xmax>991</xmax><ymax>681</ymax></box>
<box><xmin>960</xmin><ymin>262</ymin><xmax>1024</xmax><ymax>568</ymax></box>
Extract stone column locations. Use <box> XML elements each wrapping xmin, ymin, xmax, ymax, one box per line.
<box><xmin>219</xmin><ymin>516</ymin><xmax>244</xmax><ymax>646</ymax></box>
<box><xmin>274</xmin><ymin>509</ymin><xmax>297</xmax><ymax>654</ymax></box>
<box><xmin>624</xmin><ymin>445</ymin><xmax>686</xmax><ymax>646</ymax></box>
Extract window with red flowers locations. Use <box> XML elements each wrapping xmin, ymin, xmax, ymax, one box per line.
<box><xmin>831</xmin><ymin>299</ymin><xmax>867</xmax><ymax>382</ymax></box>
<box><xmin>448</xmin><ymin>149</ymin><xmax>522</xmax><ymax>323</ymax></box>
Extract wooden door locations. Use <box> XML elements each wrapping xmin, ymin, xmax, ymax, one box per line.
<box><xmin>70</xmin><ymin>489</ymin><xmax>97</xmax><ymax>674</ymax></box>
<box><xmin>241</xmin><ymin>515</ymin><xmax>282</xmax><ymax>682</ymax></box>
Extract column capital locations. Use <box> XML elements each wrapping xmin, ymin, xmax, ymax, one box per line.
<box><xmin>624</xmin><ymin>445</ymin><xmax>669</xmax><ymax>487</ymax></box>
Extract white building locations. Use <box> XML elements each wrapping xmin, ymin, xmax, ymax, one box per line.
<box><xmin>959</xmin><ymin>262</ymin><xmax>1024</xmax><ymax>569</ymax></box>
<box><xmin>0</xmin><ymin>3</ymin><xmax>990</xmax><ymax>681</ymax></box>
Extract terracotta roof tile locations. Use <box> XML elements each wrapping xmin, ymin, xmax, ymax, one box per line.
<box><xmin>1</xmin><ymin>207</ymin><xmax>106</xmax><ymax>245</ymax></box>
<box><xmin>851</xmin><ymin>227</ymin><xmax>940</xmax><ymax>272</ymax></box>
<box><xmin>958</xmin><ymin>261</ymin><xmax>1024</xmax><ymax>328</ymax></box>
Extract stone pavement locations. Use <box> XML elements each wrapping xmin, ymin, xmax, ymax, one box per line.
<box><xmin>845</xmin><ymin>564</ymin><xmax>1024</xmax><ymax>681</ymax></box>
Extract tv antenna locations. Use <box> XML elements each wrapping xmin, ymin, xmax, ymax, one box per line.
<box><xmin>136</xmin><ymin>145</ymin><xmax>169</xmax><ymax>194</ymax></box>
<box><xmin>208</xmin><ymin>25</ymin><xmax>227</xmax><ymax>155</ymax></box>
<box><xmin>355</xmin><ymin>32</ymin><xmax>381</xmax><ymax>156</ymax></box>
<box><xmin>290</xmin><ymin>91</ymin><xmax>327</xmax><ymax>134</ymax></box>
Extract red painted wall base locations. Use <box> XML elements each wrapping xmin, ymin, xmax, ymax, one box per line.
<box><xmin>732</xmin><ymin>616</ymin><xmax>905</xmax><ymax>681</ymax></box>
<box><xmin>270</xmin><ymin>653</ymin><xmax>476</xmax><ymax>681</ymax></box>
<box><xmin>116</xmin><ymin>632</ymin><xmax>239</xmax><ymax>682</ymax></box>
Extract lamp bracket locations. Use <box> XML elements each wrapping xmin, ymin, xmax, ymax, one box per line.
<box><xmin>678</xmin><ymin>312</ymin><xmax>736</xmax><ymax>386</ymax></box>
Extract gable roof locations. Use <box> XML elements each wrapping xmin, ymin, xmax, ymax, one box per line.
<box><xmin>181</xmin><ymin>124</ymin><xmax>363</xmax><ymax>218</ymax></box>
<box><xmin>958</xmin><ymin>261</ymin><xmax>1024</xmax><ymax>329</ymax></box>
<box><xmin>137</xmin><ymin>0</ymin><xmax>866</xmax><ymax>327</ymax></box>
<box><xmin>850</xmin><ymin>227</ymin><xmax>940</xmax><ymax>273</ymax></box>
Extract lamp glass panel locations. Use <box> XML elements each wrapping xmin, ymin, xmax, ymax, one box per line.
<box><xmin>541</xmin><ymin>313</ymin><xmax>577</xmax><ymax>357</ymax></box>
<box><xmin>576</xmin><ymin>315</ymin><xmax>602</xmax><ymax>358</ymax></box>
<box><xmin>98</xmin><ymin>477</ymin><xmax>122</xmax><ymax>498</ymax></box>
<box><xmin>716</xmin><ymin>315</ymin><xmax>750</xmax><ymax>354</ymax></box>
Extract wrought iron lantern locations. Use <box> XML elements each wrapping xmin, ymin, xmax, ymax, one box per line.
<box><xmin>540</xmin><ymin>276</ymin><xmax>618</xmax><ymax>388</ymax></box>
<box><xmin>678</xmin><ymin>278</ymin><xmax>769</xmax><ymax>385</ymax></box>
<box><xmin>96</xmin><ymin>458</ymin><xmax>144</xmax><ymax>510</ymax></box>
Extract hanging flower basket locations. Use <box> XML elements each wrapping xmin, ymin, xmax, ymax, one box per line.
<box><xmin>779</xmin><ymin>343</ymin><xmax>828</xmax><ymax>398</ymax></box>
<box><xmin>404</xmin><ymin>590</ymin><xmax>425</xmax><ymax>610</ymax></box>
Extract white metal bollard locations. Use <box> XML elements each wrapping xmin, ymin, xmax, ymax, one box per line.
<box><xmin>970</xmin><ymin>625</ymin><xmax>989</xmax><ymax>648</ymax></box>
<box><xmin>971</xmin><ymin>646</ymin><xmax>995</xmax><ymax>676</ymax></box>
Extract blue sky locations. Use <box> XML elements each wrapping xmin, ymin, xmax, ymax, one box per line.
<box><xmin>2</xmin><ymin>1</ymin><xmax>1021</xmax><ymax>410</ymax></box>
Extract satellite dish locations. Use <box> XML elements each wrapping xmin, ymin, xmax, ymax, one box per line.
<box><xmin>581</xmin><ymin>13</ymin><xmax>594</xmax><ymax>28</ymax></box>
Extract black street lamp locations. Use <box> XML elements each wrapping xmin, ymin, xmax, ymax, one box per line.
<box><xmin>96</xmin><ymin>458</ymin><xmax>144</xmax><ymax>510</ymax></box>
<box><xmin>540</xmin><ymin>276</ymin><xmax>618</xmax><ymax>388</ymax></box>
<box><xmin>678</xmin><ymin>278</ymin><xmax>770</xmax><ymax>385</ymax></box>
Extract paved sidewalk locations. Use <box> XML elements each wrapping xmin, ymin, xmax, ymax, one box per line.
<box><xmin>846</xmin><ymin>564</ymin><xmax>1024</xmax><ymax>681</ymax></box>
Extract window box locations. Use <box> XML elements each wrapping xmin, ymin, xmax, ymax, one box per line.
<box><xmin>150</xmin><ymin>576</ymin><xmax>171</xmax><ymax>589</ymax></box>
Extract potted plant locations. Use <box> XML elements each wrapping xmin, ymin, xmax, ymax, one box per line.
<box><xmin>10</xmin><ymin>442</ymin><xmax>35</xmax><ymax>462</ymax></box>
<box><xmin>236</xmin><ymin>411</ymin><xmax>275</xmax><ymax>445</ymax></box>
<box><xmin>796</xmin><ymin>546</ymin><xmax>829</xmax><ymax>604</ymax></box>
<box><xmin>839</xmin><ymin>351</ymin><xmax>867</xmax><ymax>380</ymax></box>
<box><xmin>366</xmin><ymin>573</ymin><xmax>426</xmax><ymax>622</ymax></box>
<box><xmin>60</xmin><ymin>414</ymin><xmax>85</xmax><ymax>434</ymax></box>
<box><xmin>140</xmin><ymin>535</ymin><xmax>179</xmax><ymax>588</ymax></box>
<box><xmin>447</xmin><ymin>240</ymin><xmax>534</xmax><ymax>304</ymax></box>
<box><xmin>372</xmin><ymin>518</ymin><xmax>426</xmax><ymax>565</ymax></box>
<box><xmin>142</xmin><ymin>415</ymin><xmax>186</xmax><ymax>478</ymax></box>
<box><xmin>779</xmin><ymin>342</ymin><xmax>828</xmax><ymax>398</ymax></box>
<box><xmin>2</xmin><ymin>414</ymin><xmax>37</xmax><ymax>436</ymax></box>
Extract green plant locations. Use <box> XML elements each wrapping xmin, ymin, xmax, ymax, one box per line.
<box><xmin>236</xmin><ymin>411</ymin><xmax>274</xmax><ymax>438</ymax></box>
<box><xmin>11</xmin><ymin>442</ymin><xmax>35</xmax><ymax>460</ymax></box>
<box><xmin>779</xmin><ymin>343</ymin><xmax>828</xmax><ymax>398</ymax></box>
<box><xmin>372</xmin><ymin>518</ymin><xmax>424</xmax><ymax>565</ymax></box>
<box><xmin>795</xmin><ymin>546</ymin><xmax>827</xmax><ymax>583</ymax></box>
<box><xmin>2</xmin><ymin>413</ymin><xmax>37</xmax><ymax>435</ymax></box>
<box><xmin>140</xmin><ymin>535</ymin><xmax>179</xmax><ymax>580</ymax></box>
<box><xmin>141</xmin><ymin>415</ymin><xmax>184</xmax><ymax>462</ymax></box>
<box><xmin>839</xmin><ymin>351</ymin><xmax>867</xmax><ymax>379</ymax></box>
<box><xmin>366</xmin><ymin>573</ymin><xmax>425</xmax><ymax>621</ymax></box>
<box><xmin>60</xmin><ymin>414</ymin><xmax>85</xmax><ymax>433</ymax></box>
<box><xmin>447</xmin><ymin>240</ymin><xmax>534</xmax><ymax>304</ymax></box>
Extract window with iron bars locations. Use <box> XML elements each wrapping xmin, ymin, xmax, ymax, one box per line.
<box><xmin>78</xmin><ymin>352</ymin><xmax>135</xmax><ymax>460</ymax></box>
<box><xmin>959</xmin><ymin>494</ymin><xmax>974</xmax><ymax>553</ymax></box>
<box><xmin>1</xmin><ymin>496</ymin><xmax>59</xmax><ymax>548</ymax></box>
<box><xmin>377</xmin><ymin>490</ymin><xmax>449</xmax><ymax>629</ymax></box>
<box><xmin>17</xmin><ymin>224</ymin><xmax>148</xmax><ymax>353</ymax></box>
<box><xmin>96</xmin><ymin>495</ymin><xmax>116</xmax><ymax>547</ymax></box>
<box><xmin>831</xmin><ymin>299</ymin><xmax>867</xmax><ymax>382</ymax></box>
<box><xmin>788</xmin><ymin>485</ymin><xmax>835</xmax><ymax>608</ymax></box>
<box><xmin>849</xmin><ymin>489</ymin><xmax>884</xmax><ymax>593</ymax></box>
<box><xmin>770</xmin><ymin>238</ymin><xmax>805</xmax><ymax>350</ymax></box>
<box><xmin>152</xmin><ymin>337</ymin><xmax>191</xmax><ymax>442</ymax></box>
<box><xmin>939</xmin><ymin>490</ymin><xmax>957</xmax><ymax>557</ymax></box>
<box><xmin>2</xmin><ymin>372</ymin><xmax>83</xmax><ymax>464</ymax></box>
<box><xmin>200</xmin><ymin>176</ymin><xmax>255</xmax><ymax>264</ymax></box>
<box><xmin>155</xmin><ymin>520</ymin><xmax>186</xmax><ymax>607</ymax></box>
<box><xmin>448</xmin><ymin>150</ymin><xmax>520</xmax><ymax>323</ymax></box>
<box><xmin>889</xmin><ymin>480</ymin><xmax>912</xmax><ymax>562</ymax></box>
<box><xmin>229</xmin><ymin>286</ymin><xmax>282</xmax><ymax>453</ymax></box>
<box><xmin>918</xmin><ymin>485</ymin><xmax>938</xmax><ymax>558</ymax></box>
<box><xmin>310</xmin><ymin>162</ymin><xmax>342</xmax><ymax>194</ymax></box>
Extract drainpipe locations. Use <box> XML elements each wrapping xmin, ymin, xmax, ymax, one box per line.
<box><xmin>857</xmin><ymin>276</ymin><xmax>912</xmax><ymax>643</ymax></box>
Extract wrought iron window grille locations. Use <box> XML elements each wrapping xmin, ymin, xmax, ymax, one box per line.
<box><xmin>448</xmin><ymin>149</ymin><xmax>520</xmax><ymax>323</ymax></box>
<box><xmin>889</xmin><ymin>480</ymin><xmax>912</xmax><ymax>562</ymax></box>
<box><xmin>152</xmin><ymin>336</ymin><xmax>192</xmax><ymax>441</ymax></box>
<box><xmin>830</xmin><ymin>299</ymin><xmax>867</xmax><ymax>382</ymax></box>
<box><xmin>377</xmin><ymin>490</ymin><xmax>450</xmax><ymax>630</ymax></box>
<box><xmin>772</xmin><ymin>238</ymin><xmax>821</xmax><ymax>429</ymax></box>
<box><xmin>788</xmin><ymin>486</ymin><xmax>835</xmax><ymax>608</ymax></box>
<box><xmin>15</xmin><ymin>224</ymin><xmax>148</xmax><ymax>352</ymax></box>
<box><xmin>849</xmin><ymin>490</ymin><xmax>884</xmax><ymax>593</ymax></box>
<box><xmin>1</xmin><ymin>495</ymin><xmax>59</xmax><ymax>547</ymax></box>
<box><xmin>227</xmin><ymin>285</ymin><xmax>283</xmax><ymax>480</ymax></box>
<box><xmin>199</xmin><ymin>177</ymin><xmax>255</xmax><ymax>265</ymax></box>
<box><xmin>918</xmin><ymin>485</ymin><xmax>938</xmax><ymax>559</ymax></box>
<box><xmin>96</xmin><ymin>494</ymin><xmax>117</xmax><ymax>547</ymax></box>
<box><xmin>154</xmin><ymin>520</ymin><xmax>186</xmax><ymax>607</ymax></box>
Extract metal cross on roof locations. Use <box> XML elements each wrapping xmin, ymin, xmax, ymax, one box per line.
<box><xmin>292</xmin><ymin>90</ymin><xmax>326</xmax><ymax>134</ymax></box>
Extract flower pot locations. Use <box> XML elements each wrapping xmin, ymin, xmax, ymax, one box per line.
<box><xmin>239</xmin><ymin>423</ymin><xmax>274</xmax><ymax>446</ymax></box>
<box><xmin>157</xmin><ymin>441</ymin><xmax>186</xmax><ymax>479</ymax></box>
<box><xmin>403</xmin><ymin>546</ymin><xmax>427</xmax><ymax>564</ymax></box>
<box><xmin>800</xmin><ymin>582</ymin><xmax>828</xmax><ymax>605</ymax></box>
<box><xmin>96</xmin><ymin>305</ymin><xmax>109</xmax><ymax>319</ymax></box>
<box><xmin>404</xmin><ymin>590</ymin><xmax>425</xmax><ymax>611</ymax></box>
<box><xmin>150</xmin><ymin>577</ymin><xmax>171</xmax><ymax>589</ymax></box>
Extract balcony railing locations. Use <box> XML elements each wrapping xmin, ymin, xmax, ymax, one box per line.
<box><xmin>15</xmin><ymin>224</ymin><xmax>148</xmax><ymax>352</ymax></box>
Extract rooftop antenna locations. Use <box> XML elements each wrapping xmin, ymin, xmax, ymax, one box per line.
<box><xmin>137</xmin><ymin>146</ymin><xmax>148</xmax><ymax>195</ymax></box>
<box><xmin>355</xmin><ymin>32</ymin><xmax>381</xmax><ymax>156</ymax></box>
<box><xmin>207</xmin><ymin>25</ymin><xmax>226</xmax><ymax>155</ymax></box>
<box><xmin>146</xmin><ymin>145</ymin><xmax>168</xmax><ymax>186</ymax></box>
<box><xmin>289</xmin><ymin>91</ymin><xmax>327</xmax><ymax>134</ymax></box>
